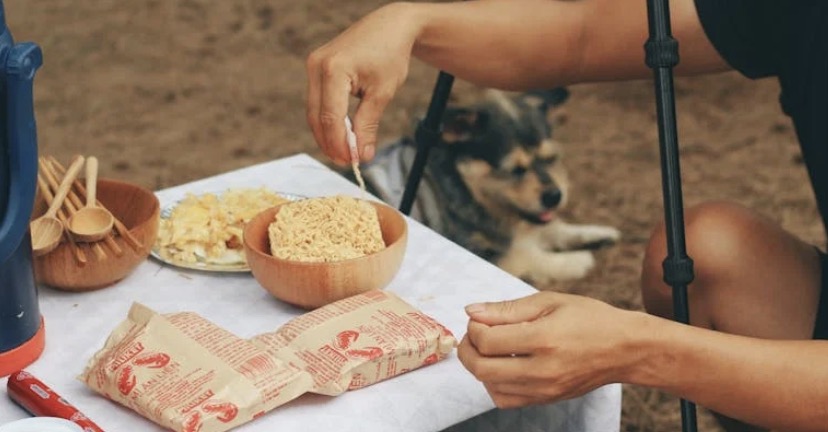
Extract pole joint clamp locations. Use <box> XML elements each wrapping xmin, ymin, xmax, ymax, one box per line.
<box><xmin>662</xmin><ymin>256</ymin><xmax>695</xmax><ymax>286</ymax></box>
<box><xmin>645</xmin><ymin>37</ymin><xmax>679</xmax><ymax>69</ymax></box>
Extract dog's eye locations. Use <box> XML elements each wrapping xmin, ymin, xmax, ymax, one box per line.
<box><xmin>511</xmin><ymin>166</ymin><xmax>528</xmax><ymax>177</ymax></box>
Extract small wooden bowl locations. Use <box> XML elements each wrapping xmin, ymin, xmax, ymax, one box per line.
<box><xmin>243</xmin><ymin>199</ymin><xmax>408</xmax><ymax>309</ymax></box>
<box><xmin>32</xmin><ymin>179</ymin><xmax>159</xmax><ymax>291</ymax></box>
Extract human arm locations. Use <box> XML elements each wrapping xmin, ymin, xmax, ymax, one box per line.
<box><xmin>412</xmin><ymin>0</ymin><xmax>727</xmax><ymax>89</ymax></box>
<box><xmin>305</xmin><ymin>0</ymin><xmax>728</xmax><ymax>164</ymax></box>
<box><xmin>458</xmin><ymin>292</ymin><xmax>828</xmax><ymax>432</ymax></box>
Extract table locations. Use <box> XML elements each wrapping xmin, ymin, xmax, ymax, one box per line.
<box><xmin>0</xmin><ymin>153</ymin><xmax>621</xmax><ymax>431</ymax></box>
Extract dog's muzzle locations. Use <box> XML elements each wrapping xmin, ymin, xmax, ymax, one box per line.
<box><xmin>541</xmin><ymin>189</ymin><xmax>562</xmax><ymax>208</ymax></box>
<box><xmin>518</xmin><ymin>208</ymin><xmax>556</xmax><ymax>225</ymax></box>
<box><xmin>518</xmin><ymin>189</ymin><xmax>561</xmax><ymax>225</ymax></box>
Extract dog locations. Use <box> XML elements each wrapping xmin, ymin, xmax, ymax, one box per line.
<box><xmin>350</xmin><ymin>88</ymin><xmax>620</xmax><ymax>285</ymax></box>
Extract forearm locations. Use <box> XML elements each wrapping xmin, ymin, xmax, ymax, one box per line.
<box><xmin>401</xmin><ymin>0</ymin><xmax>727</xmax><ymax>90</ymax></box>
<box><xmin>409</xmin><ymin>0</ymin><xmax>589</xmax><ymax>89</ymax></box>
<box><xmin>627</xmin><ymin>312</ymin><xmax>828</xmax><ymax>431</ymax></box>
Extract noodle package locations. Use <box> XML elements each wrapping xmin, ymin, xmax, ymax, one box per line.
<box><xmin>81</xmin><ymin>291</ymin><xmax>457</xmax><ymax>431</ymax></box>
<box><xmin>79</xmin><ymin>304</ymin><xmax>313</xmax><ymax>432</ymax></box>
<box><xmin>251</xmin><ymin>290</ymin><xmax>458</xmax><ymax>395</ymax></box>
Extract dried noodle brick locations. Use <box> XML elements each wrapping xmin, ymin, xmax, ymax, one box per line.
<box><xmin>268</xmin><ymin>195</ymin><xmax>385</xmax><ymax>262</ymax></box>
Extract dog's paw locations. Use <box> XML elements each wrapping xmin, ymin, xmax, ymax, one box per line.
<box><xmin>528</xmin><ymin>250</ymin><xmax>595</xmax><ymax>284</ymax></box>
<box><xmin>561</xmin><ymin>250</ymin><xmax>596</xmax><ymax>279</ymax></box>
<box><xmin>544</xmin><ymin>222</ymin><xmax>622</xmax><ymax>252</ymax></box>
<box><xmin>577</xmin><ymin>225</ymin><xmax>621</xmax><ymax>250</ymax></box>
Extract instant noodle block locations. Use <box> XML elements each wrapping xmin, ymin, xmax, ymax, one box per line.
<box><xmin>243</xmin><ymin>197</ymin><xmax>408</xmax><ymax>309</ymax></box>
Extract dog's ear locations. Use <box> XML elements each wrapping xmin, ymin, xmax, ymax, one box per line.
<box><xmin>521</xmin><ymin>88</ymin><xmax>570</xmax><ymax>113</ymax></box>
<box><xmin>440</xmin><ymin>107</ymin><xmax>488</xmax><ymax>144</ymax></box>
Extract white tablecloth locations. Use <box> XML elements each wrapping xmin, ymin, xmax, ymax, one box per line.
<box><xmin>0</xmin><ymin>153</ymin><xmax>621</xmax><ymax>431</ymax></box>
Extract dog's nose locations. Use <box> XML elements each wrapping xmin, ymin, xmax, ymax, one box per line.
<box><xmin>541</xmin><ymin>190</ymin><xmax>562</xmax><ymax>208</ymax></box>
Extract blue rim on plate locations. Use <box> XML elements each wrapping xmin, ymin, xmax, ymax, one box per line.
<box><xmin>150</xmin><ymin>190</ymin><xmax>305</xmax><ymax>273</ymax></box>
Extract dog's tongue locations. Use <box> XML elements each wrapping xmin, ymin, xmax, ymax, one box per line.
<box><xmin>538</xmin><ymin>211</ymin><xmax>555</xmax><ymax>223</ymax></box>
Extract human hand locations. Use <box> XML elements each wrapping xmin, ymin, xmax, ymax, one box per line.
<box><xmin>457</xmin><ymin>291</ymin><xmax>643</xmax><ymax>408</ymax></box>
<box><xmin>306</xmin><ymin>3</ymin><xmax>422</xmax><ymax>166</ymax></box>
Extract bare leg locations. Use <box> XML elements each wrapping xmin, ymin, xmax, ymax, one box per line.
<box><xmin>640</xmin><ymin>201</ymin><xmax>823</xmax><ymax>431</ymax></box>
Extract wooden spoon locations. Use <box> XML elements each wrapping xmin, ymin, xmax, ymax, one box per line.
<box><xmin>30</xmin><ymin>155</ymin><xmax>85</xmax><ymax>256</ymax></box>
<box><xmin>67</xmin><ymin>156</ymin><xmax>114</xmax><ymax>242</ymax></box>
<box><xmin>37</xmin><ymin>170</ymin><xmax>86</xmax><ymax>266</ymax></box>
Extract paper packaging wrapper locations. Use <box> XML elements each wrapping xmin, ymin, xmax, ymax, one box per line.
<box><xmin>79</xmin><ymin>304</ymin><xmax>314</xmax><ymax>432</ymax></box>
<box><xmin>80</xmin><ymin>291</ymin><xmax>457</xmax><ymax>431</ymax></box>
<box><xmin>252</xmin><ymin>289</ymin><xmax>458</xmax><ymax>395</ymax></box>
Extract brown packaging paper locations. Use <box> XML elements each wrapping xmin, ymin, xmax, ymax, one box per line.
<box><xmin>80</xmin><ymin>291</ymin><xmax>457</xmax><ymax>431</ymax></box>
<box><xmin>79</xmin><ymin>303</ymin><xmax>313</xmax><ymax>432</ymax></box>
<box><xmin>252</xmin><ymin>289</ymin><xmax>457</xmax><ymax>395</ymax></box>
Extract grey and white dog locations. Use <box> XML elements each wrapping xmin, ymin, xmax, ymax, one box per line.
<box><xmin>350</xmin><ymin>88</ymin><xmax>620</xmax><ymax>284</ymax></box>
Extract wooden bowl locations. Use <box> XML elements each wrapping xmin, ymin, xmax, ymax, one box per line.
<box><xmin>243</xmin><ymin>199</ymin><xmax>408</xmax><ymax>309</ymax></box>
<box><xmin>32</xmin><ymin>179</ymin><xmax>159</xmax><ymax>291</ymax></box>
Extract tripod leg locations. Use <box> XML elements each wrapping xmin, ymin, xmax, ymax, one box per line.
<box><xmin>399</xmin><ymin>72</ymin><xmax>455</xmax><ymax>215</ymax></box>
<box><xmin>644</xmin><ymin>1</ymin><xmax>698</xmax><ymax>431</ymax></box>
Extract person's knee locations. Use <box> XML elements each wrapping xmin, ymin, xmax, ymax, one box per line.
<box><xmin>641</xmin><ymin>201</ymin><xmax>759</xmax><ymax>310</ymax></box>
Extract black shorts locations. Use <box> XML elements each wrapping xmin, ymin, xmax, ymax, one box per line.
<box><xmin>813</xmin><ymin>250</ymin><xmax>828</xmax><ymax>340</ymax></box>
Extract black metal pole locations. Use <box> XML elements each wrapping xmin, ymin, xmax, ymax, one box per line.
<box><xmin>644</xmin><ymin>1</ymin><xmax>697</xmax><ymax>431</ymax></box>
<box><xmin>399</xmin><ymin>71</ymin><xmax>455</xmax><ymax>215</ymax></box>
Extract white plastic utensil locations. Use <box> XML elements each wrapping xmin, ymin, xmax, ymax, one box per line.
<box><xmin>344</xmin><ymin>116</ymin><xmax>367</xmax><ymax>193</ymax></box>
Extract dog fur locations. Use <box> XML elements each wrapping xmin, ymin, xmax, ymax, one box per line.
<box><xmin>351</xmin><ymin>88</ymin><xmax>620</xmax><ymax>285</ymax></box>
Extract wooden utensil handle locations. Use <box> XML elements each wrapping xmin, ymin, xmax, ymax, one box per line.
<box><xmin>49</xmin><ymin>156</ymin><xmax>141</xmax><ymax>253</ymax></box>
<box><xmin>46</xmin><ymin>156</ymin><xmax>84</xmax><ymax>218</ymax></box>
<box><xmin>44</xmin><ymin>158</ymin><xmax>117</xmax><ymax>259</ymax></box>
<box><xmin>37</xmin><ymin>171</ymin><xmax>87</xmax><ymax>266</ymax></box>
<box><xmin>38</xmin><ymin>159</ymin><xmax>71</xmax><ymax>218</ymax></box>
<box><xmin>42</xmin><ymin>158</ymin><xmax>111</xmax><ymax>260</ymax></box>
<box><xmin>86</xmin><ymin>156</ymin><xmax>98</xmax><ymax>207</ymax></box>
<box><xmin>74</xmin><ymin>190</ymin><xmax>123</xmax><ymax>258</ymax></box>
<box><xmin>113</xmin><ymin>219</ymin><xmax>142</xmax><ymax>252</ymax></box>
<box><xmin>38</xmin><ymin>158</ymin><xmax>78</xmax><ymax>223</ymax></box>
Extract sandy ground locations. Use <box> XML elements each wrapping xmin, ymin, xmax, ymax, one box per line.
<box><xmin>8</xmin><ymin>0</ymin><xmax>825</xmax><ymax>430</ymax></box>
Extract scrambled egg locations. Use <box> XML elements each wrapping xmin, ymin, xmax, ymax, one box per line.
<box><xmin>156</xmin><ymin>188</ymin><xmax>289</xmax><ymax>266</ymax></box>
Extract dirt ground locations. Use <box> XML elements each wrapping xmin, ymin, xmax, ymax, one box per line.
<box><xmin>8</xmin><ymin>0</ymin><xmax>825</xmax><ymax>431</ymax></box>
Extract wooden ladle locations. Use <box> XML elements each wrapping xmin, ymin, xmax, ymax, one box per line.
<box><xmin>30</xmin><ymin>155</ymin><xmax>85</xmax><ymax>256</ymax></box>
<box><xmin>67</xmin><ymin>156</ymin><xmax>114</xmax><ymax>242</ymax></box>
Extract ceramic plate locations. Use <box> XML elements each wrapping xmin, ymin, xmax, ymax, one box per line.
<box><xmin>0</xmin><ymin>418</ymin><xmax>84</xmax><ymax>432</ymax></box>
<box><xmin>150</xmin><ymin>190</ymin><xmax>304</xmax><ymax>273</ymax></box>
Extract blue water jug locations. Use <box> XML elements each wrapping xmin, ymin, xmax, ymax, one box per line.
<box><xmin>0</xmin><ymin>1</ymin><xmax>44</xmax><ymax>376</ymax></box>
